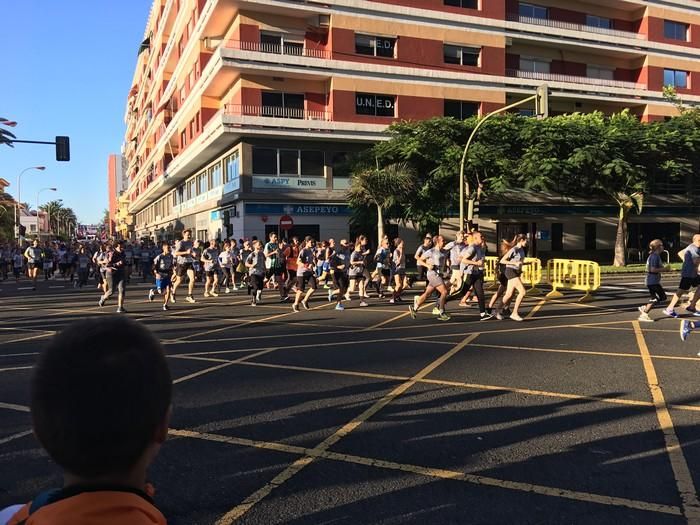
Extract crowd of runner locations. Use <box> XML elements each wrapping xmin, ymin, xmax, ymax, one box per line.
<box><xmin>2</xmin><ymin>230</ymin><xmax>700</xmax><ymax>342</ymax></box>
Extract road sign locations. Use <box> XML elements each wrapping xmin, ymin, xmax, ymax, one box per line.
<box><xmin>279</xmin><ymin>214</ymin><xmax>294</xmax><ymax>231</ymax></box>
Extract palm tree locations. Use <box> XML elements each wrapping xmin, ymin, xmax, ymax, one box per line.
<box><xmin>613</xmin><ymin>191</ymin><xmax>643</xmax><ymax>267</ymax></box>
<box><xmin>347</xmin><ymin>160</ymin><xmax>415</xmax><ymax>242</ymax></box>
<box><xmin>40</xmin><ymin>200</ymin><xmax>66</xmax><ymax>235</ymax></box>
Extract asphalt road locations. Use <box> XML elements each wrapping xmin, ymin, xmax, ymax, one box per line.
<box><xmin>0</xmin><ymin>272</ymin><xmax>699</xmax><ymax>525</ymax></box>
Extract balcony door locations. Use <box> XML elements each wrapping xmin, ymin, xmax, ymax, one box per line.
<box><xmin>261</xmin><ymin>92</ymin><xmax>305</xmax><ymax>119</ymax></box>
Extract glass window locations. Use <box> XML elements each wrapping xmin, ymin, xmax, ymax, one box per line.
<box><xmin>301</xmin><ymin>151</ymin><xmax>324</xmax><ymax>176</ymax></box>
<box><xmin>664</xmin><ymin>68</ymin><xmax>688</xmax><ymax>88</ymax></box>
<box><xmin>355</xmin><ymin>34</ymin><xmax>375</xmax><ymax>56</ymax></box>
<box><xmin>198</xmin><ymin>173</ymin><xmax>208</xmax><ymax>195</ymax></box>
<box><xmin>225</xmin><ymin>152</ymin><xmax>240</xmax><ymax>183</ymax></box>
<box><xmin>279</xmin><ymin>150</ymin><xmax>299</xmax><ymax>175</ymax></box>
<box><xmin>252</xmin><ymin>148</ymin><xmax>277</xmax><ymax>175</ymax></box>
<box><xmin>586</xmin><ymin>15</ymin><xmax>611</xmax><ymax>29</ymax></box>
<box><xmin>519</xmin><ymin>3</ymin><xmax>547</xmax><ymax>19</ymax></box>
<box><xmin>520</xmin><ymin>57</ymin><xmax>550</xmax><ymax>74</ymax></box>
<box><xmin>356</xmin><ymin>34</ymin><xmax>396</xmax><ymax>58</ymax></box>
<box><xmin>444</xmin><ymin>100</ymin><xmax>479</xmax><ymax>119</ymax></box>
<box><xmin>331</xmin><ymin>152</ymin><xmax>350</xmax><ymax>179</ymax></box>
<box><xmin>443</xmin><ymin>45</ymin><xmax>480</xmax><ymax>66</ymax></box>
<box><xmin>261</xmin><ymin>92</ymin><xmax>304</xmax><ymax>118</ymax></box>
<box><xmin>444</xmin><ymin>0</ymin><xmax>478</xmax><ymax>8</ymax></box>
<box><xmin>211</xmin><ymin>164</ymin><xmax>222</xmax><ymax>188</ymax></box>
<box><xmin>664</xmin><ymin>20</ymin><xmax>688</xmax><ymax>41</ymax></box>
<box><xmin>355</xmin><ymin>93</ymin><xmax>396</xmax><ymax>117</ymax></box>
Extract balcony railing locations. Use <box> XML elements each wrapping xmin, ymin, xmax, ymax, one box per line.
<box><xmin>225</xmin><ymin>40</ymin><xmax>332</xmax><ymax>60</ymax></box>
<box><xmin>506</xmin><ymin>69</ymin><xmax>641</xmax><ymax>90</ymax></box>
<box><xmin>224</xmin><ymin>104</ymin><xmax>332</xmax><ymax>121</ymax></box>
<box><xmin>507</xmin><ymin>13</ymin><xmax>645</xmax><ymax>40</ymax></box>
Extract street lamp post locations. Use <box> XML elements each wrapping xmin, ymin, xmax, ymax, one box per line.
<box><xmin>37</xmin><ymin>187</ymin><xmax>57</xmax><ymax>238</ymax></box>
<box><xmin>15</xmin><ymin>166</ymin><xmax>46</xmax><ymax>240</ymax></box>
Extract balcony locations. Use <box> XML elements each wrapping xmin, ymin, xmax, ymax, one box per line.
<box><xmin>224</xmin><ymin>40</ymin><xmax>332</xmax><ymax>60</ymax></box>
<box><xmin>224</xmin><ymin>104</ymin><xmax>332</xmax><ymax>121</ymax></box>
<box><xmin>507</xmin><ymin>13</ymin><xmax>644</xmax><ymax>41</ymax></box>
<box><xmin>506</xmin><ymin>69</ymin><xmax>641</xmax><ymax>90</ymax></box>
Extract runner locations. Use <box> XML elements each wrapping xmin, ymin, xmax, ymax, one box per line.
<box><xmin>409</xmin><ymin>235</ymin><xmax>450</xmax><ymax>321</ymax></box>
<box><xmin>461</xmin><ymin>231</ymin><xmax>492</xmax><ymax>320</ymax></box>
<box><xmin>328</xmin><ymin>238</ymin><xmax>350</xmax><ymax>310</ymax></box>
<box><xmin>219</xmin><ymin>240</ymin><xmax>234</xmax><ymax>293</ymax></box>
<box><xmin>192</xmin><ymin>239</ymin><xmax>204</xmax><ymax>284</ymax></box>
<box><xmin>292</xmin><ymin>236</ymin><xmax>318</xmax><ymax>312</ymax></box>
<box><xmin>245</xmin><ymin>240</ymin><xmax>266</xmax><ymax>306</ymax></box>
<box><xmin>371</xmin><ymin>237</ymin><xmax>392</xmax><ymax>299</ymax></box>
<box><xmin>98</xmin><ymin>240</ymin><xmax>127</xmax><ymax>313</ymax></box>
<box><xmin>148</xmin><ymin>241</ymin><xmax>175</xmax><ymax>310</ymax></box>
<box><xmin>264</xmin><ymin>232</ymin><xmax>284</xmax><ymax>293</ymax></box>
<box><xmin>486</xmin><ymin>238</ymin><xmax>512</xmax><ymax>320</ymax></box>
<box><xmin>680</xmin><ymin>320</ymin><xmax>698</xmax><ymax>351</ymax></box>
<box><xmin>23</xmin><ymin>239</ymin><xmax>43</xmax><ymax>291</ymax></box>
<box><xmin>140</xmin><ymin>242</ymin><xmax>153</xmax><ymax>282</ymax></box>
<box><xmin>664</xmin><ymin>234</ymin><xmax>700</xmax><ymax>318</ymax></box>
<box><xmin>320</xmin><ymin>238</ymin><xmax>335</xmax><ymax>289</ymax></box>
<box><xmin>201</xmin><ymin>239</ymin><xmax>220</xmax><ymax>298</ymax></box>
<box><xmin>347</xmin><ymin>239</ymin><xmax>369</xmax><ymax>307</ymax></box>
<box><xmin>280</xmin><ymin>236</ymin><xmax>300</xmax><ymax>302</ymax></box>
<box><xmin>447</xmin><ymin>231</ymin><xmax>466</xmax><ymax>296</ymax></box>
<box><xmin>414</xmin><ymin>234</ymin><xmax>433</xmax><ymax>284</ymax></box>
<box><xmin>499</xmin><ymin>234</ymin><xmax>530</xmax><ymax>322</ymax></box>
<box><xmin>93</xmin><ymin>243</ymin><xmax>110</xmax><ymax>293</ymax></box>
<box><xmin>75</xmin><ymin>245</ymin><xmax>92</xmax><ymax>289</ymax></box>
<box><xmin>638</xmin><ymin>239</ymin><xmax>670</xmax><ymax>322</ymax></box>
<box><xmin>171</xmin><ymin>229</ymin><xmax>197</xmax><ymax>304</ymax></box>
<box><xmin>123</xmin><ymin>242</ymin><xmax>134</xmax><ymax>283</ymax></box>
<box><xmin>390</xmin><ymin>237</ymin><xmax>407</xmax><ymax>304</ymax></box>
<box><xmin>12</xmin><ymin>248</ymin><xmax>23</xmax><ymax>283</ymax></box>
<box><xmin>42</xmin><ymin>241</ymin><xmax>54</xmax><ymax>281</ymax></box>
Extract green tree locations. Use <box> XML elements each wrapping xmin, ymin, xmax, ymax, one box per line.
<box><xmin>39</xmin><ymin>200</ymin><xmax>64</xmax><ymax>235</ymax></box>
<box><xmin>347</xmin><ymin>160</ymin><xmax>415</xmax><ymax>242</ymax></box>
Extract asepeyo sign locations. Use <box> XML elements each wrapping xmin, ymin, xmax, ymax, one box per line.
<box><xmin>252</xmin><ymin>176</ymin><xmax>324</xmax><ymax>189</ymax></box>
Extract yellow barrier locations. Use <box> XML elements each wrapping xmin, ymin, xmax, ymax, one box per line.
<box><xmin>545</xmin><ymin>259</ymin><xmax>601</xmax><ymax>302</ymax></box>
<box><xmin>522</xmin><ymin>257</ymin><xmax>544</xmax><ymax>296</ymax></box>
<box><xmin>484</xmin><ymin>256</ymin><xmax>498</xmax><ymax>288</ymax></box>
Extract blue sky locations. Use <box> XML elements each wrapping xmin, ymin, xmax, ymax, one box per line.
<box><xmin>2</xmin><ymin>1</ymin><xmax>152</xmax><ymax>224</ymax></box>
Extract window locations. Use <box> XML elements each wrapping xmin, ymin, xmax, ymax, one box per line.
<box><xmin>443</xmin><ymin>44</ymin><xmax>480</xmax><ymax>67</ymax></box>
<box><xmin>211</xmin><ymin>164</ymin><xmax>222</xmax><ymax>188</ymax></box>
<box><xmin>197</xmin><ymin>172</ymin><xmax>208</xmax><ymax>195</ymax></box>
<box><xmin>301</xmin><ymin>151</ymin><xmax>324</xmax><ymax>176</ymax></box>
<box><xmin>520</xmin><ymin>57</ymin><xmax>550</xmax><ymax>74</ymax></box>
<box><xmin>252</xmin><ymin>148</ymin><xmax>277</xmax><ymax>175</ymax></box>
<box><xmin>331</xmin><ymin>152</ymin><xmax>350</xmax><ymax>178</ymax></box>
<box><xmin>664</xmin><ymin>68</ymin><xmax>688</xmax><ymax>88</ymax></box>
<box><xmin>664</xmin><ymin>20</ymin><xmax>688</xmax><ymax>41</ymax></box>
<box><xmin>225</xmin><ymin>151</ymin><xmax>240</xmax><ymax>183</ymax></box>
<box><xmin>587</xmin><ymin>65</ymin><xmax>614</xmax><ymax>81</ymax></box>
<box><xmin>261</xmin><ymin>92</ymin><xmax>305</xmax><ymax>118</ymax></box>
<box><xmin>260</xmin><ymin>32</ymin><xmax>304</xmax><ymax>56</ymax></box>
<box><xmin>279</xmin><ymin>149</ymin><xmax>299</xmax><ymax>175</ymax></box>
<box><xmin>585</xmin><ymin>15</ymin><xmax>611</xmax><ymax>29</ymax></box>
<box><xmin>444</xmin><ymin>100</ymin><xmax>479</xmax><ymax>119</ymax></box>
<box><xmin>180</xmin><ymin>130</ymin><xmax>187</xmax><ymax>147</ymax></box>
<box><xmin>355</xmin><ymin>34</ymin><xmax>396</xmax><ymax>58</ymax></box>
<box><xmin>444</xmin><ymin>0</ymin><xmax>478</xmax><ymax>8</ymax></box>
<box><xmin>355</xmin><ymin>93</ymin><xmax>396</xmax><ymax>117</ymax></box>
<box><xmin>519</xmin><ymin>3</ymin><xmax>547</xmax><ymax>19</ymax></box>
<box><xmin>186</xmin><ymin>179</ymin><xmax>195</xmax><ymax>200</ymax></box>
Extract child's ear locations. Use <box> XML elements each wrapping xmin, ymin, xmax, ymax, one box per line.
<box><xmin>154</xmin><ymin>406</ymin><xmax>172</xmax><ymax>444</ymax></box>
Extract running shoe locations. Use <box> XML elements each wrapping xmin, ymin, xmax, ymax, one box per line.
<box><xmin>638</xmin><ymin>313</ymin><xmax>654</xmax><ymax>323</ymax></box>
<box><xmin>323</xmin><ymin>284</ymin><xmax>331</xmax><ymax>289</ymax></box>
<box><xmin>344</xmin><ymin>293</ymin><xmax>351</xmax><ymax>301</ymax></box>
<box><xmin>148</xmin><ymin>289</ymin><xmax>155</xmax><ymax>302</ymax></box>
<box><xmin>170</xmin><ymin>294</ymin><xmax>176</xmax><ymax>304</ymax></box>
<box><xmin>389</xmin><ymin>298</ymin><xmax>395</xmax><ymax>304</ymax></box>
<box><xmin>301</xmin><ymin>301</ymin><xmax>309</xmax><ymax>310</ymax></box>
<box><xmin>437</xmin><ymin>312</ymin><xmax>451</xmax><ymax>321</ymax></box>
<box><xmin>359</xmin><ymin>301</ymin><xmax>369</xmax><ymax>307</ymax></box>
<box><xmin>413</xmin><ymin>295</ymin><xmax>419</xmax><ymax>310</ymax></box>
<box><xmin>256</xmin><ymin>290</ymin><xmax>262</xmax><ymax>303</ymax></box>
<box><xmin>98</xmin><ymin>298</ymin><xmax>105</xmax><ymax>308</ymax></box>
<box><xmin>509</xmin><ymin>313</ymin><xmax>524</xmax><ymax>322</ymax></box>
<box><xmin>116</xmin><ymin>307</ymin><xmax>127</xmax><ymax>313</ymax></box>
<box><xmin>211</xmin><ymin>291</ymin><xmax>219</xmax><ymax>297</ymax></box>
<box><xmin>251</xmin><ymin>300</ymin><xmax>257</xmax><ymax>307</ymax></box>
<box><xmin>186</xmin><ymin>296</ymin><xmax>196</xmax><ymax>304</ymax></box>
<box><xmin>335</xmin><ymin>303</ymin><xmax>345</xmax><ymax>311</ymax></box>
<box><xmin>638</xmin><ymin>305</ymin><xmax>646</xmax><ymax>315</ymax></box>
<box><xmin>280</xmin><ymin>296</ymin><xmax>290</xmax><ymax>303</ymax></box>
<box><xmin>431</xmin><ymin>307</ymin><xmax>441</xmax><ymax>316</ymax></box>
<box><xmin>225</xmin><ymin>287</ymin><xmax>231</xmax><ymax>294</ymax></box>
<box><xmin>328</xmin><ymin>289</ymin><xmax>334</xmax><ymax>302</ymax></box>
<box><xmin>408</xmin><ymin>305</ymin><xmax>416</xmax><ymax>319</ymax></box>
<box><xmin>162</xmin><ymin>304</ymin><xmax>169</xmax><ymax>311</ymax></box>
<box><xmin>495</xmin><ymin>312</ymin><xmax>504</xmax><ymax>320</ymax></box>
<box><xmin>292</xmin><ymin>303</ymin><xmax>299</xmax><ymax>313</ymax></box>
<box><xmin>204</xmin><ymin>292</ymin><xmax>210</xmax><ymax>298</ymax></box>
<box><xmin>680</xmin><ymin>320</ymin><xmax>692</xmax><ymax>341</ymax></box>
<box><xmin>663</xmin><ymin>308</ymin><xmax>679</xmax><ymax>318</ymax></box>
<box><xmin>480</xmin><ymin>312</ymin><xmax>493</xmax><ymax>321</ymax></box>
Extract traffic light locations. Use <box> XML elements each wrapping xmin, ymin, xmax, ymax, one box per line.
<box><xmin>55</xmin><ymin>136</ymin><xmax>70</xmax><ymax>161</ymax></box>
<box><xmin>535</xmin><ymin>84</ymin><xmax>549</xmax><ymax>119</ymax></box>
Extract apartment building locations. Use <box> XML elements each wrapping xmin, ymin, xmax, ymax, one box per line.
<box><xmin>123</xmin><ymin>0</ymin><xmax>700</xmax><ymax>256</ymax></box>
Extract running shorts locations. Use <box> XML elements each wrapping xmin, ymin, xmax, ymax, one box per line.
<box><xmin>333</xmin><ymin>271</ymin><xmax>349</xmax><ymax>291</ymax></box>
<box><xmin>296</xmin><ymin>272</ymin><xmax>317</xmax><ymax>292</ymax></box>
<box><xmin>505</xmin><ymin>268</ymin><xmax>522</xmax><ymax>280</ymax></box>
<box><xmin>176</xmin><ymin>262</ymin><xmax>194</xmax><ymax>277</ymax></box>
<box><xmin>28</xmin><ymin>262</ymin><xmax>38</xmax><ymax>270</ymax></box>
<box><xmin>678</xmin><ymin>276</ymin><xmax>700</xmax><ymax>291</ymax></box>
<box><xmin>156</xmin><ymin>277</ymin><xmax>172</xmax><ymax>290</ymax></box>
<box><xmin>427</xmin><ymin>271</ymin><xmax>445</xmax><ymax>288</ymax></box>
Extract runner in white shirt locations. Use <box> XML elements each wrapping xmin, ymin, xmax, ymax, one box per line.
<box><xmin>409</xmin><ymin>235</ymin><xmax>450</xmax><ymax>321</ymax></box>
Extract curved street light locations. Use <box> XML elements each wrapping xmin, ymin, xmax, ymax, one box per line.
<box><xmin>15</xmin><ymin>166</ymin><xmax>46</xmax><ymax>240</ymax></box>
<box><xmin>37</xmin><ymin>187</ymin><xmax>57</xmax><ymax>237</ymax></box>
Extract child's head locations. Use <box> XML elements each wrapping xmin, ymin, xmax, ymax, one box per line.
<box><xmin>31</xmin><ymin>317</ymin><xmax>172</xmax><ymax>481</ymax></box>
<box><xmin>649</xmin><ymin>239</ymin><xmax>664</xmax><ymax>254</ymax></box>
<box><xmin>162</xmin><ymin>241</ymin><xmax>171</xmax><ymax>253</ymax></box>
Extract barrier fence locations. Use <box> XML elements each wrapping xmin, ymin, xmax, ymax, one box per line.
<box><xmin>471</xmin><ymin>256</ymin><xmax>599</xmax><ymax>301</ymax></box>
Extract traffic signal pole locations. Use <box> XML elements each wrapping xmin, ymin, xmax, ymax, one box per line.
<box><xmin>7</xmin><ymin>136</ymin><xmax>71</xmax><ymax>161</ymax></box>
<box><xmin>459</xmin><ymin>84</ymin><xmax>548</xmax><ymax>230</ymax></box>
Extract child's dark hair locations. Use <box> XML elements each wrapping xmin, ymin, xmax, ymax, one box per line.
<box><xmin>31</xmin><ymin>317</ymin><xmax>172</xmax><ymax>478</ymax></box>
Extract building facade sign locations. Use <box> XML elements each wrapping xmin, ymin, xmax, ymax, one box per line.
<box><xmin>245</xmin><ymin>203</ymin><xmax>352</xmax><ymax>216</ymax></box>
<box><xmin>252</xmin><ymin>176</ymin><xmax>325</xmax><ymax>189</ymax></box>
